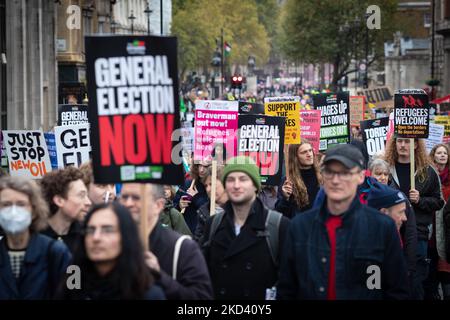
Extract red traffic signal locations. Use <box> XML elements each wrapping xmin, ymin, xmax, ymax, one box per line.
<box><xmin>231</xmin><ymin>75</ymin><xmax>243</xmax><ymax>89</ymax></box>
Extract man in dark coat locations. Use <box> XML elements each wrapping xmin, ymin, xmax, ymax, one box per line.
<box><xmin>278</xmin><ymin>144</ymin><xmax>410</xmax><ymax>300</ymax></box>
<box><xmin>201</xmin><ymin>156</ymin><xmax>290</xmax><ymax>300</ymax></box>
<box><xmin>120</xmin><ymin>183</ymin><xmax>213</xmax><ymax>300</ymax></box>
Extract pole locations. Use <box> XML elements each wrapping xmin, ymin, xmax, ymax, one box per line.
<box><xmin>140</xmin><ymin>184</ymin><xmax>149</xmax><ymax>251</ymax></box>
<box><xmin>210</xmin><ymin>161</ymin><xmax>217</xmax><ymax>216</ymax></box>
<box><xmin>221</xmin><ymin>28</ymin><xmax>224</xmax><ymax>98</ymax></box>
<box><xmin>364</xmin><ymin>21</ymin><xmax>369</xmax><ymax>89</ymax></box>
<box><xmin>160</xmin><ymin>0</ymin><xmax>163</xmax><ymax>35</ymax></box>
<box><xmin>431</xmin><ymin>0</ymin><xmax>435</xmax><ymax>99</ymax></box>
<box><xmin>410</xmin><ymin>139</ymin><xmax>415</xmax><ymax>190</ymax></box>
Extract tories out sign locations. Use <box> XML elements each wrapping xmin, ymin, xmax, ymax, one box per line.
<box><xmin>85</xmin><ymin>36</ymin><xmax>183</xmax><ymax>184</ymax></box>
<box><xmin>360</xmin><ymin>117</ymin><xmax>389</xmax><ymax>157</ymax></box>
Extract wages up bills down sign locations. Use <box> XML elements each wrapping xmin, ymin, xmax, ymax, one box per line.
<box><xmin>85</xmin><ymin>36</ymin><xmax>183</xmax><ymax>184</ymax></box>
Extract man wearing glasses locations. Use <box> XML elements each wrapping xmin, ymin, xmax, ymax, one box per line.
<box><xmin>277</xmin><ymin>144</ymin><xmax>409</xmax><ymax>300</ymax></box>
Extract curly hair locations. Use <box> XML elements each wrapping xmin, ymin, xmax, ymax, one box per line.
<box><xmin>0</xmin><ymin>176</ymin><xmax>49</xmax><ymax>232</ymax></box>
<box><xmin>384</xmin><ymin>136</ymin><xmax>430</xmax><ymax>182</ymax></box>
<box><xmin>287</xmin><ymin>140</ymin><xmax>322</xmax><ymax>208</ymax></box>
<box><xmin>78</xmin><ymin>161</ymin><xmax>93</xmax><ymax>187</ymax></box>
<box><xmin>430</xmin><ymin>143</ymin><xmax>450</xmax><ymax>170</ymax></box>
<box><xmin>40</xmin><ymin>166</ymin><xmax>86</xmax><ymax>215</ymax></box>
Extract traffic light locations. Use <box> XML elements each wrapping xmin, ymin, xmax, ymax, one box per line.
<box><xmin>231</xmin><ymin>75</ymin><xmax>243</xmax><ymax>89</ymax></box>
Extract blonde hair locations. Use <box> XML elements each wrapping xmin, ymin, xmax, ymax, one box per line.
<box><xmin>429</xmin><ymin>143</ymin><xmax>450</xmax><ymax>171</ymax></box>
<box><xmin>0</xmin><ymin>176</ymin><xmax>49</xmax><ymax>232</ymax></box>
<box><xmin>384</xmin><ymin>137</ymin><xmax>430</xmax><ymax>182</ymax></box>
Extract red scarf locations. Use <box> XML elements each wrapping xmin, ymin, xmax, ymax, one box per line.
<box><xmin>439</xmin><ymin>166</ymin><xmax>449</xmax><ymax>186</ymax></box>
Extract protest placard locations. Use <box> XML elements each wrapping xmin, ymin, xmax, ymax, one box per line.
<box><xmin>360</xmin><ymin>117</ymin><xmax>389</xmax><ymax>157</ymax></box>
<box><xmin>394</xmin><ymin>90</ymin><xmax>429</xmax><ymax>138</ymax></box>
<box><xmin>2</xmin><ymin>130</ymin><xmax>51</xmax><ymax>179</ymax></box>
<box><xmin>264</xmin><ymin>96</ymin><xmax>300</xmax><ymax>144</ymax></box>
<box><xmin>55</xmin><ymin>124</ymin><xmax>91</xmax><ymax>168</ymax></box>
<box><xmin>313</xmin><ymin>92</ymin><xmax>350</xmax><ymax>151</ymax></box>
<box><xmin>58</xmin><ymin>104</ymin><xmax>90</xmax><ymax>126</ymax></box>
<box><xmin>44</xmin><ymin>132</ymin><xmax>58</xmax><ymax>170</ymax></box>
<box><xmin>300</xmin><ymin>109</ymin><xmax>321</xmax><ymax>154</ymax></box>
<box><xmin>85</xmin><ymin>35</ymin><xmax>183</xmax><ymax>184</ymax></box>
<box><xmin>238</xmin><ymin>115</ymin><xmax>285</xmax><ymax>185</ymax></box>
<box><xmin>194</xmin><ymin>100</ymin><xmax>238</xmax><ymax>162</ymax></box>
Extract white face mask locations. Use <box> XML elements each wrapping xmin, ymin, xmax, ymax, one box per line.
<box><xmin>0</xmin><ymin>206</ymin><xmax>32</xmax><ymax>235</ymax></box>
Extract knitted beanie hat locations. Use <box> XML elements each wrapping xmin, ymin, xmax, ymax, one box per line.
<box><xmin>222</xmin><ymin>156</ymin><xmax>261</xmax><ymax>191</ymax></box>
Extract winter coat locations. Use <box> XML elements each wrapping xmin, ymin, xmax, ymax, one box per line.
<box><xmin>150</xmin><ymin>224</ymin><xmax>213</xmax><ymax>300</ymax></box>
<box><xmin>389</xmin><ymin>165</ymin><xmax>445</xmax><ymax>240</ymax></box>
<box><xmin>173</xmin><ymin>179</ymin><xmax>209</xmax><ymax>234</ymax></box>
<box><xmin>160</xmin><ymin>201</ymin><xmax>192</xmax><ymax>236</ymax></box>
<box><xmin>277</xmin><ymin>197</ymin><xmax>410</xmax><ymax>300</ymax></box>
<box><xmin>0</xmin><ymin>233</ymin><xmax>71</xmax><ymax>299</ymax></box>
<box><xmin>201</xmin><ymin>197</ymin><xmax>290</xmax><ymax>300</ymax></box>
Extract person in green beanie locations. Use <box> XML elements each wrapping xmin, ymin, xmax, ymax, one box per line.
<box><xmin>201</xmin><ymin>156</ymin><xmax>290</xmax><ymax>300</ymax></box>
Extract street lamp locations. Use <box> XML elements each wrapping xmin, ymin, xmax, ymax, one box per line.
<box><xmin>144</xmin><ymin>2</ymin><xmax>153</xmax><ymax>35</ymax></box>
<box><xmin>128</xmin><ymin>10</ymin><xmax>136</xmax><ymax>34</ymax></box>
<box><xmin>364</xmin><ymin>12</ymin><xmax>370</xmax><ymax>89</ymax></box>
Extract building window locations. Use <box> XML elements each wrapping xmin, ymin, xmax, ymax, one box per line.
<box><xmin>445</xmin><ymin>0</ymin><xmax>450</xmax><ymax>19</ymax></box>
<box><xmin>424</xmin><ymin>12</ymin><xmax>431</xmax><ymax>28</ymax></box>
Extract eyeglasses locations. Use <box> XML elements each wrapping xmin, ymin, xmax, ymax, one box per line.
<box><xmin>321</xmin><ymin>168</ymin><xmax>361</xmax><ymax>181</ymax></box>
<box><xmin>84</xmin><ymin>225</ymin><xmax>118</xmax><ymax>236</ymax></box>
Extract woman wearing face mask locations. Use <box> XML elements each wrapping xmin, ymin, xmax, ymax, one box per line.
<box><xmin>58</xmin><ymin>202</ymin><xmax>165</xmax><ymax>300</ymax></box>
<box><xmin>0</xmin><ymin>176</ymin><xmax>72</xmax><ymax>299</ymax></box>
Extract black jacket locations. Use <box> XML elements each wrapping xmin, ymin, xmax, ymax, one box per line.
<box><xmin>149</xmin><ymin>224</ymin><xmax>213</xmax><ymax>299</ymax></box>
<box><xmin>194</xmin><ymin>201</ymin><xmax>225</xmax><ymax>242</ymax></box>
<box><xmin>389</xmin><ymin>165</ymin><xmax>445</xmax><ymax>240</ymax></box>
<box><xmin>41</xmin><ymin>221</ymin><xmax>82</xmax><ymax>254</ymax></box>
<box><xmin>275</xmin><ymin>173</ymin><xmax>320</xmax><ymax>218</ymax></box>
<box><xmin>173</xmin><ymin>179</ymin><xmax>209</xmax><ymax>234</ymax></box>
<box><xmin>444</xmin><ymin>197</ymin><xmax>450</xmax><ymax>263</ymax></box>
<box><xmin>201</xmin><ymin>197</ymin><xmax>290</xmax><ymax>300</ymax></box>
<box><xmin>277</xmin><ymin>197</ymin><xmax>410</xmax><ymax>300</ymax></box>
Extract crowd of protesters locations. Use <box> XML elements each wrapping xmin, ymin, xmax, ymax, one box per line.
<box><xmin>0</xmin><ymin>132</ymin><xmax>449</xmax><ymax>300</ymax></box>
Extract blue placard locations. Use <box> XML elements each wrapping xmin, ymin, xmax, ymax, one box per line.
<box><xmin>44</xmin><ymin>132</ymin><xmax>59</xmax><ymax>169</ymax></box>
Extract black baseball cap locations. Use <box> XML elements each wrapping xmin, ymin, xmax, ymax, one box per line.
<box><xmin>323</xmin><ymin>144</ymin><xmax>365</xmax><ymax>170</ymax></box>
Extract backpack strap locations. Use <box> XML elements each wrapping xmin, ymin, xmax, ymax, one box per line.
<box><xmin>205</xmin><ymin>210</ymin><xmax>225</xmax><ymax>247</ymax></box>
<box><xmin>172</xmin><ymin>235</ymin><xmax>191</xmax><ymax>280</ymax></box>
<box><xmin>265</xmin><ymin>210</ymin><xmax>282</xmax><ymax>268</ymax></box>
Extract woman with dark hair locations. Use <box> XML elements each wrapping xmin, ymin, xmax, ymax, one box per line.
<box><xmin>59</xmin><ymin>202</ymin><xmax>165</xmax><ymax>300</ymax></box>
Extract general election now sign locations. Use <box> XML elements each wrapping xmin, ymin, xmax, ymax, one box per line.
<box><xmin>58</xmin><ymin>104</ymin><xmax>90</xmax><ymax>126</ymax></box>
<box><xmin>394</xmin><ymin>90</ymin><xmax>430</xmax><ymax>138</ymax></box>
<box><xmin>55</xmin><ymin>124</ymin><xmax>91</xmax><ymax>168</ymax></box>
<box><xmin>85</xmin><ymin>35</ymin><xmax>183</xmax><ymax>184</ymax></box>
<box><xmin>238</xmin><ymin>115</ymin><xmax>285</xmax><ymax>186</ymax></box>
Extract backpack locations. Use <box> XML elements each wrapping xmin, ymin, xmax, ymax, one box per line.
<box><xmin>207</xmin><ymin>209</ymin><xmax>282</xmax><ymax>267</ymax></box>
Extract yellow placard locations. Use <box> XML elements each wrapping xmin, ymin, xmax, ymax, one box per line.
<box><xmin>264</xmin><ymin>97</ymin><xmax>301</xmax><ymax>144</ymax></box>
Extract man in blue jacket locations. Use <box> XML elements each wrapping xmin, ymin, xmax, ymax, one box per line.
<box><xmin>277</xmin><ymin>144</ymin><xmax>410</xmax><ymax>300</ymax></box>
